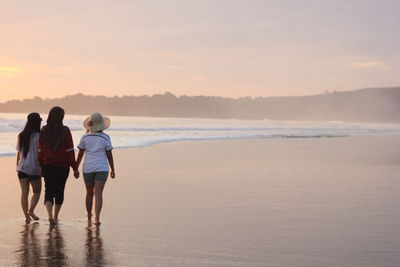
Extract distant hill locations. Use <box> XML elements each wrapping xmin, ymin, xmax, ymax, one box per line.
<box><xmin>1</xmin><ymin>87</ymin><xmax>399</xmax><ymax>123</ymax></box>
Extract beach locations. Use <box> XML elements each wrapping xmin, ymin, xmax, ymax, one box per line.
<box><xmin>1</xmin><ymin>136</ymin><xmax>400</xmax><ymax>266</ymax></box>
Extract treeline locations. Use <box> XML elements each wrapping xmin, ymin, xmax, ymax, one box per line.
<box><xmin>0</xmin><ymin>87</ymin><xmax>399</xmax><ymax>122</ymax></box>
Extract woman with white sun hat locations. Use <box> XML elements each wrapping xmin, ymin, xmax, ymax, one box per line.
<box><xmin>76</xmin><ymin>113</ymin><xmax>115</xmax><ymax>225</ymax></box>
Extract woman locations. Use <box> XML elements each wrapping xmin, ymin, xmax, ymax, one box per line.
<box><xmin>38</xmin><ymin>106</ymin><xmax>79</xmax><ymax>225</ymax></box>
<box><xmin>76</xmin><ymin>113</ymin><xmax>115</xmax><ymax>225</ymax></box>
<box><xmin>16</xmin><ymin>112</ymin><xmax>42</xmax><ymax>224</ymax></box>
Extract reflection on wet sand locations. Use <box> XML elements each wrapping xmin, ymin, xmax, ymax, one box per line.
<box><xmin>85</xmin><ymin>226</ymin><xmax>106</xmax><ymax>266</ymax></box>
<box><xmin>16</xmin><ymin>223</ymin><xmax>70</xmax><ymax>266</ymax></box>
<box><xmin>44</xmin><ymin>225</ymin><xmax>69</xmax><ymax>266</ymax></box>
<box><xmin>14</xmin><ymin>223</ymin><xmax>110</xmax><ymax>266</ymax></box>
<box><xmin>17</xmin><ymin>223</ymin><xmax>42</xmax><ymax>267</ymax></box>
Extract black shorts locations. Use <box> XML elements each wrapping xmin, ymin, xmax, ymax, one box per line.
<box><xmin>18</xmin><ymin>171</ymin><xmax>41</xmax><ymax>181</ymax></box>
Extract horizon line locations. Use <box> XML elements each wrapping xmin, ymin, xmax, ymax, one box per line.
<box><xmin>1</xmin><ymin>86</ymin><xmax>400</xmax><ymax>104</ymax></box>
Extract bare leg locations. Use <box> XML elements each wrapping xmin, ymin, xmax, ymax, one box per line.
<box><xmin>94</xmin><ymin>181</ymin><xmax>106</xmax><ymax>225</ymax></box>
<box><xmin>19</xmin><ymin>178</ymin><xmax>30</xmax><ymax>224</ymax></box>
<box><xmin>28</xmin><ymin>179</ymin><xmax>41</xmax><ymax>220</ymax></box>
<box><xmin>54</xmin><ymin>204</ymin><xmax>62</xmax><ymax>222</ymax></box>
<box><xmin>85</xmin><ymin>183</ymin><xmax>95</xmax><ymax>222</ymax></box>
<box><xmin>45</xmin><ymin>201</ymin><xmax>55</xmax><ymax>225</ymax></box>
<box><xmin>52</xmin><ymin>170</ymin><xmax>68</xmax><ymax>223</ymax></box>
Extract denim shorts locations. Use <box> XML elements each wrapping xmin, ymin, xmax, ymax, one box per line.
<box><xmin>83</xmin><ymin>172</ymin><xmax>109</xmax><ymax>184</ymax></box>
<box><xmin>18</xmin><ymin>171</ymin><xmax>41</xmax><ymax>181</ymax></box>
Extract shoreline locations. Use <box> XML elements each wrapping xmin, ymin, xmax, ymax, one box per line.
<box><xmin>1</xmin><ymin>134</ymin><xmax>399</xmax><ymax>159</ymax></box>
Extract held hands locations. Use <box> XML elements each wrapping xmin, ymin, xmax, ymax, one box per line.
<box><xmin>110</xmin><ymin>170</ymin><xmax>115</xmax><ymax>179</ymax></box>
<box><xmin>74</xmin><ymin>169</ymin><xmax>80</xmax><ymax>179</ymax></box>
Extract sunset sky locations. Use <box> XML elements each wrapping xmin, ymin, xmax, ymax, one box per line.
<box><xmin>1</xmin><ymin>0</ymin><xmax>399</xmax><ymax>101</ymax></box>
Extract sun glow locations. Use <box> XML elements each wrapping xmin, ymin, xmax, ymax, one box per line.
<box><xmin>0</xmin><ymin>67</ymin><xmax>23</xmax><ymax>73</ymax></box>
<box><xmin>0</xmin><ymin>67</ymin><xmax>24</xmax><ymax>78</ymax></box>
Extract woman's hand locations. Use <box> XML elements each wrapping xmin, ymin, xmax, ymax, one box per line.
<box><xmin>110</xmin><ymin>171</ymin><xmax>115</xmax><ymax>178</ymax></box>
<box><xmin>74</xmin><ymin>169</ymin><xmax>80</xmax><ymax>179</ymax></box>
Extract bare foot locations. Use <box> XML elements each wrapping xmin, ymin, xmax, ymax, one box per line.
<box><xmin>25</xmin><ymin>216</ymin><xmax>31</xmax><ymax>224</ymax></box>
<box><xmin>94</xmin><ymin>218</ymin><xmax>101</xmax><ymax>226</ymax></box>
<box><xmin>87</xmin><ymin>213</ymin><xmax>92</xmax><ymax>223</ymax></box>
<box><xmin>28</xmin><ymin>211</ymin><xmax>40</xmax><ymax>220</ymax></box>
<box><xmin>49</xmin><ymin>217</ymin><xmax>56</xmax><ymax>225</ymax></box>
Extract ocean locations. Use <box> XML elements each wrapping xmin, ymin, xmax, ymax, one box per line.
<box><xmin>1</xmin><ymin>112</ymin><xmax>400</xmax><ymax>157</ymax></box>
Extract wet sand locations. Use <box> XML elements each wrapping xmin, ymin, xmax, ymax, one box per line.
<box><xmin>1</xmin><ymin>136</ymin><xmax>400</xmax><ymax>266</ymax></box>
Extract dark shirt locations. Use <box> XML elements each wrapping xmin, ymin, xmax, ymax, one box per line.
<box><xmin>38</xmin><ymin>127</ymin><xmax>77</xmax><ymax>169</ymax></box>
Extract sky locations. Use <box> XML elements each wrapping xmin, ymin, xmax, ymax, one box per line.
<box><xmin>0</xmin><ymin>0</ymin><xmax>400</xmax><ymax>101</ymax></box>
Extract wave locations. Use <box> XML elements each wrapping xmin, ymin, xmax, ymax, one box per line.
<box><xmin>1</xmin><ymin>114</ymin><xmax>399</xmax><ymax>157</ymax></box>
<box><xmin>1</xmin><ymin>119</ymin><xmax>399</xmax><ymax>133</ymax></box>
<box><xmin>114</xmin><ymin>134</ymin><xmax>349</xmax><ymax>148</ymax></box>
<box><xmin>0</xmin><ymin>133</ymin><xmax>349</xmax><ymax>157</ymax></box>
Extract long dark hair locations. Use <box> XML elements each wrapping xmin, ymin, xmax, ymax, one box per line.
<box><xmin>40</xmin><ymin>106</ymin><xmax>67</xmax><ymax>150</ymax></box>
<box><xmin>18</xmin><ymin>113</ymin><xmax>42</xmax><ymax>158</ymax></box>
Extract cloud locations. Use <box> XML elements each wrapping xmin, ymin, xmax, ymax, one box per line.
<box><xmin>351</xmin><ymin>61</ymin><xmax>388</xmax><ymax>68</ymax></box>
<box><xmin>29</xmin><ymin>63</ymin><xmax>110</xmax><ymax>76</ymax></box>
<box><xmin>192</xmin><ymin>74</ymin><xmax>205</xmax><ymax>81</ymax></box>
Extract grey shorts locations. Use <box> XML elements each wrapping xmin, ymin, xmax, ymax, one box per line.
<box><xmin>83</xmin><ymin>171</ymin><xmax>109</xmax><ymax>184</ymax></box>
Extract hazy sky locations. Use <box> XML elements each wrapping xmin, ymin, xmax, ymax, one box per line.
<box><xmin>1</xmin><ymin>0</ymin><xmax>399</xmax><ymax>101</ymax></box>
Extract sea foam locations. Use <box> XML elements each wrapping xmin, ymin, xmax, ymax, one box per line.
<box><xmin>1</xmin><ymin>113</ymin><xmax>400</xmax><ymax>157</ymax></box>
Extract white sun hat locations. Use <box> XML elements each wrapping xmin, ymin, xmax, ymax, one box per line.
<box><xmin>83</xmin><ymin>113</ymin><xmax>110</xmax><ymax>132</ymax></box>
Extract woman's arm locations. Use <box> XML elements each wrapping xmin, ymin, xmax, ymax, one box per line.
<box><xmin>76</xmin><ymin>149</ymin><xmax>84</xmax><ymax>169</ymax></box>
<box><xmin>106</xmin><ymin>150</ymin><xmax>115</xmax><ymax>178</ymax></box>
<box><xmin>16</xmin><ymin>151</ymin><xmax>20</xmax><ymax>167</ymax></box>
<box><xmin>37</xmin><ymin>137</ymin><xmax>43</xmax><ymax>166</ymax></box>
<box><xmin>64</xmin><ymin>128</ymin><xmax>79</xmax><ymax>178</ymax></box>
<box><xmin>16</xmin><ymin>137</ymin><xmax>20</xmax><ymax>167</ymax></box>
